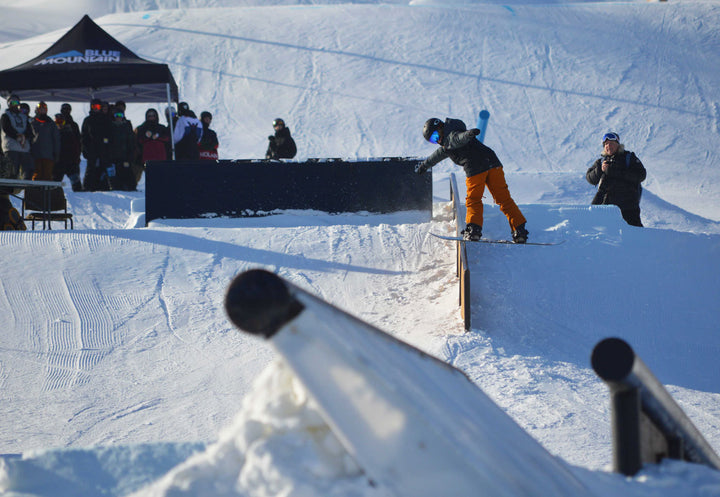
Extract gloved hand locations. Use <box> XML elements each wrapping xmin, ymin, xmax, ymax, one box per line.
<box><xmin>415</xmin><ymin>162</ymin><xmax>429</xmax><ymax>175</ymax></box>
<box><xmin>268</xmin><ymin>136</ymin><xmax>275</xmax><ymax>142</ymax></box>
<box><xmin>470</xmin><ymin>128</ymin><xmax>480</xmax><ymax>136</ymax></box>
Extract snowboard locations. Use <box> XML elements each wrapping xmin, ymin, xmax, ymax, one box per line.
<box><xmin>431</xmin><ymin>232</ymin><xmax>564</xmax><ymax>246</ymax></box>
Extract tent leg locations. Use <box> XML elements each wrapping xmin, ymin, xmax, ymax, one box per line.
<box><xmin>166</xmin><ymin>83</ymin><xmax>176</xmax><ymax>160</ymax></box>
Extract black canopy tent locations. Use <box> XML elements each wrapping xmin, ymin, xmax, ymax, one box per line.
<box><xmin>0</xmin><ymin>15</ymin><xmax>178</xmax><ymax>103</ymax></box>
<box><xmin>0</xmin><ymin>15</ymin><xmax>179</xmax><ymax>155</ymax></box>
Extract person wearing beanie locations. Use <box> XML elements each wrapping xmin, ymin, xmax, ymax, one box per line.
<box><xmin>54</xmin><ymin>103</ymin><xmax>83</xmax><ymax>191</ymax></box>
<box><xmin>29</xmin><ymin>101</ymin><xmax>60</xmax><ymax>181</ymax></box>
<box><xmin>586</xmin><ymin>132</ymin><xmax>647</xmax><ymax>227</ymax></box>
<box><xmin>134</xmin><ymin>108</ymin><xmax>170</xmax><ymax>182</ymax></box>
<box><xmin>54</xmin><ymin>112</ymin><xmax>83</xmax><ymax>191</ymax></box>
<box><xmin>0</xmin><ymin>94</ymin><xmax>35</xmax><ymax>180</ymax></box>
<box><xmin>172</xmin><ymin>102</ymin><xmax>202</xmax><ymax>160</ymax></box>
<box><xmin>81</xmin><ymin>98</ymin><xmax>113</xmax><ymax>190</ymax></box>
<box><xmin>197</xmin><ymin>111</ymin><xmax>219</xmax><ymax>160</ymax></box>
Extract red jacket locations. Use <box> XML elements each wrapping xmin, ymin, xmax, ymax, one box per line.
<box><xmin>136</xmin><ymin>121</ymin><xmax>169</xmax><ymax>162</ymax></box>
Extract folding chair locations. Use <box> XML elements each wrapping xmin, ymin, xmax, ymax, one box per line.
<box><xmin>23</xmin><ymin>186</ymin><xmax>73</xmax><ymax>230</ymax></box>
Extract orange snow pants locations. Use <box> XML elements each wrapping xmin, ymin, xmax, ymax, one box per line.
<box><xmin>465</xmin><ymin>167</ymin><xmax>526</xmax><ymax>230</ymax></box>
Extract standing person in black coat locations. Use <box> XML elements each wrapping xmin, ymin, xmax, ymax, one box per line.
<box><xmin>55</xmin><ymin>103</ymin><xmax>83</xmax><ymax>191</ymax></box>
<box><xmin>109</xmin><ymin>109</ymin><xmax>137</xmax><ymax>190</ymax></box>
<box><xmin>198</xmin><ymin>111</ymin><xmax>219</xmax><ymax>160</ymax></box>
<box><xmin>265</xmin><ymin>118</ymin><xmax>297</xmax><ymax>160</ymax></box>
<box><xmin>54</xmin><ymin>113</ymin><xmax>82</xmax><ymax>190</ymax></box>
<box><xmin>81</xmin><ymin>98</ymin><xmax>113</xmax><ymax>191</ymax></box>
<box><xmin>586</xmin><ymin>132</ymin><xmax>646</xmax><ymax>227</ymax></box>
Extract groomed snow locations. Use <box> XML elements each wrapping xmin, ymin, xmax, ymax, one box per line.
<box><xmin>1</xmin><ymin>1</ymin><xmax>720</xmax><ymax>496</ymax></box>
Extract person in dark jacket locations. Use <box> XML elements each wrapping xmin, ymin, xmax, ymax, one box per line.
<box><xmin>586</xmin><ymin>132</ymin><xmax>646</xmax><ymax>227</ymax></box>
<box><xmin>54</xmin><ymin>113</ymin><xmax>83</xmax><ymax>190</ymax></box>
<box><xmin>81</xmin><ymin>98</ymin><xmax>113</xmax><ymax>191</ymax></box>
<box><xmin>265</xmin><ymin>118</ymin><xmax>297</xmax><ymax>160</ymax></box>
<box><xmin>417</xmin><ymin>117</ymin><xmax>528</xmax><ymax>243</ymax></box>
<box><xmin>29</xmin><ymin>101</ymin><xmax>60</xmax><ymax>181</ymax></box>
<box><xmin>53</xmin><ymin>104</ymin><xmax>83</xmax><ymax>191</ymax></box>
<box><xmin>198</xmin><ymin>111</ymin><xmax>219</xmax><ymax>160</ymax></box>
<box><xmin>109</xmin><ymin>110</ymin><xmax>137</xmax><ymax>190</ymax></box>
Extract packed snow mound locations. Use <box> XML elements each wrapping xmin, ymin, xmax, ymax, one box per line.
<box><xmin>129</xmin><ymin>359</ymin><xmax>380</xmax><ymax>497</ymax></box>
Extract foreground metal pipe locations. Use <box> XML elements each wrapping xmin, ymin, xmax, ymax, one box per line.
<box><xmin>226</xmin><ymin>269</ymin><xmax>594</xmax><ymax>497</ymax></box>
<box><xmin>591</xmin><ymin>337</ymin><xmax>720</xmax><ymax>474</ymax></box>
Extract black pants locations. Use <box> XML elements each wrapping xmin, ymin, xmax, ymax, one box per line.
<box><xmin>620</xmin><ymin>207</ymin><xmax>643</xmax><ymax>227</ymax></box>
<box><xmin>83</xmin><ymin>156</ymin><xmax>111</xmax><ymax>191</ymax></box>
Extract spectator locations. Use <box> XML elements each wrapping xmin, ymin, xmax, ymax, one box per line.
<box><xmin>29</xmin><ymin>101</ymin><xmax>60</xmax><ymax>181</ymax></box>
<box><xmin>108</xmin><ymin>109</ymin><xmax>136</xmax><ymax>190</ymax></box>
<box><xmin>54</xmin><ymin>104</ymin><xmax>83</xmax><ymax>191</ymax></box>
<box><xmin>0</xmin><ymin>149</ymin><xmax>26</xmax><ymax>229</ymax></box>
<box><xmin>0</xmin><ymin>101</ymin><xmax>26</xmax><ymax>230</ymax></box>
<box><xmin>114</xmin><ymin>100</ymin><xmax>132</xmax><ymax>127</ymax></box>
<box><xmin>198</xmin><ymin>111</ymin><xmax>219</xmax><ymax>160</ymax></box>
<box><xmin>135</xmin><ymin>108</ymin><xmax>169</xmax><ymax>183</ymax></box>
<box><xmin>416</xmin><ymin>117</ymin><xmax>529</xmax><ymax>243</ymax></box>
<box><xmin>586</xmin><ymin>132</ymin><xmax>647</xmax><ymax>227</ymax></box>
<box><xmin>0</xmin><ymin>94</ymin><xmax>35</xmax><ymax>180</ymax></box>
<box><xmin>265</xmin><ymin>118</ymin><xmax>297</xmax><ymax>160</ymax></box>
<box><xmin>172</xmin><ymin>102</ymin><xmax>202</xmax><ymax>161</ymax></box>
<box><xmin>81</xmin><ymin>98</ymin><xmax>113</xmax><ymax>191</ymax></box>
<box><xmin>54</xmin><ymin>113</ymin><xmax>83</xmax><ymax>191</ymax></box>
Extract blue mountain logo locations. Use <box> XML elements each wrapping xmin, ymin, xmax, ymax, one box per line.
<box><xmin>47</xmin><ymin>50</ymin><xmax>84</xmax><ymax>59</ymax></box>
<box><xmin>35</xmin><ymin>49</ymin><xmax>121</xmax><ymax>65</ymax></box>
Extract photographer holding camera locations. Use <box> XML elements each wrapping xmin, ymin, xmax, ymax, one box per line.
<box><xmin>586</xmin><ymin>132</ymin><xmax>646</xmax><ymax>227</ymax></box>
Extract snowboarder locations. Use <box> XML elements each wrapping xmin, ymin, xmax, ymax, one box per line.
<box><xmin>586</xmin><ymin>132</ymin><xmax>646</xmax><ymax>227</ymax></box>
<box><xmin>416</xmin><ymin>117</ymin><xmax>528</xmax><ymax>243</ymax></box>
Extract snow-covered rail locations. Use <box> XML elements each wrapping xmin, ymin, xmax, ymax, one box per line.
<box><xmin>592</xmin><ymin>337</ymin><xmax>720</xmax><ymax>476</ymax></box>
<box><xmin>224</xmin><ymin>269</ymin><xmax>594</xmax><ymax>497</ymax></box>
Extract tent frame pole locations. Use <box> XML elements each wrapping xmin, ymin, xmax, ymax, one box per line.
<box><xmin>166</xmin><ymin>83</ymin><xmax>176</xmax><ymax>160</ymax></box>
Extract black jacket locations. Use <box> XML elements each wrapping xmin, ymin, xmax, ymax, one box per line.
<box><xmin>421</xmin><ymin>118</ymin><xmax>501</xmax><ymax>178</ymax></box>
<box><xmin>81</xmin><ymin>111</ymin><xmax>113</xmax><ymax>160</ymax></box>
<box><xmin>586</xmin><ymin>147</ymin><xmax>646</xmax><ymax>210</ymax></box>
<box><xmin>266</xmin><ymin>126</ymin><xmax>297</xmax><ymax>159</ymax></box>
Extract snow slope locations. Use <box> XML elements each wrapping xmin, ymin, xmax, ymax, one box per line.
<box><xmin>1</xmin><ymin>1</ymin><xmax>720</xmax><ymax>496</ymax></box>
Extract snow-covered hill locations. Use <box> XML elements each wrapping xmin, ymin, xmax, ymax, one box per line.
<box><xmin>1</xmin><ymin>1</ymin><xmax>720</xmax><ymax>496</ymax></box>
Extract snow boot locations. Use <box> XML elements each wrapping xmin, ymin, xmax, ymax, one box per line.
<box><xmin>462</xmin><ymin>223</ymin><xmax>482</xmax><ymax>241</ymax></box>
<box><xmin>512</xmin><ymin>223</ymin><xmax>529</xmax><ymax>244</ymax></box>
